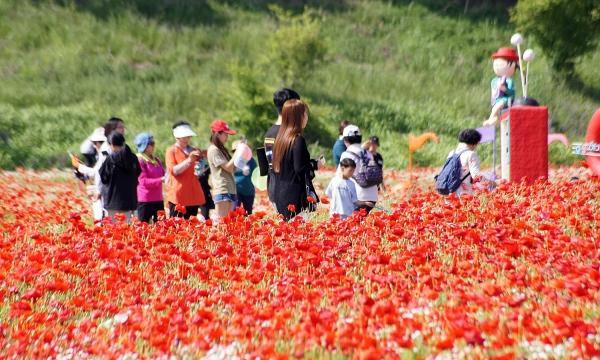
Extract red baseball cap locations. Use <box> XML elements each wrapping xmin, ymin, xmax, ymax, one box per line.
<box><xmin>210</xmin><ymin>119</ymin><xmax>236</xmax><ymax>135</ymax></box>
<box><xmin>491</xmin><ymin>47</ymin><xmax>519</xmax><ymax>62</ymax></box>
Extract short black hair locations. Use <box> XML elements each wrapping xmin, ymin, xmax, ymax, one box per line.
<box><xmin>340</xmin><ymin>158</ymin><xmax>356</xmax><ymax>168</ymax></box>
<box><xmin>107</xmin><ymin>131</ymin><xmax>125</xmax><ymax>146</ymax></box>
<box><xmin>344</xmin><ymin>135</ymin><xmax>362</xmax><ymax>145</ymax></box>
<box><xmin>104</xmin><ymin>117</ymin><xmax>124</xmax><ymax>136</ymax></box>
<box><xmin>273</xmin><ymin>88</ymin><xmax>300</xmax><ymax>115</ymax></box>
<box><xmin>172</xmin><ymin>120</ymin><xmax>190</xmax><ymax>129</ymax></box>
<box><xmin>458</xmin><ymin>129</ymin><xmax>482</xmax><ymax>145</ymax></box>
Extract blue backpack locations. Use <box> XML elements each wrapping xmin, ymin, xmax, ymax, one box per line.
<box><xmin>435</xmin><ymin>150</ymin><xmax>470</xmax><ymax>195</ymax></box>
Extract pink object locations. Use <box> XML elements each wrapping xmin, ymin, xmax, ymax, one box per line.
<box><xmin>233</xmin><ymin>143</ymin><xmax>253</xmax><ymax>169</ymax></box>
<box><xmin>476</xmin><ymin>126</ymin><xmax>496</xmax><ymax>144</ymax></box>
<box><xmin>137</xmin><ymin>157</ymin><xmax>165</xmax><ymax>202</ymax></box>
<box><xmin>586</xmin><ymin>109</ymin><xmax>600</xmax><ymax>176</ymax></box>
<box><xmin>548</xmin><ymin>133</ymin><xmax>569</xmax><ymax>147</ymax></box>
<box><xmin>237</xmin><ymin>143</ymin><xmax>252</xmax><ymax>161</ymax></box>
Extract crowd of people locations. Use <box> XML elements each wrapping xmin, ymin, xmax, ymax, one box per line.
<box><xmin>71</xmin><ymin>87</ymin><xmax>488</xmax><ymax>224</ymax></box>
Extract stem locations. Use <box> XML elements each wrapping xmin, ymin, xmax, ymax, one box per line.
<box><xmin>524</xmin><ymin>62</ymin><xmax>530</xmax><ymax>98</ymax></box>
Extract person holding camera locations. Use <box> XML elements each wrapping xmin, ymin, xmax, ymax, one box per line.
<box><xmin>165</xmin><ymin>121</ymin><xmax>206</xmax><ymax>219</ymax></box>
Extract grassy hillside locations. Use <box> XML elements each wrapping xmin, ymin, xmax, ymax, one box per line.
<box><xmin>0</xmin><ymin>0</ymin><xmax>598</xmax><ymax>169</ymax></box>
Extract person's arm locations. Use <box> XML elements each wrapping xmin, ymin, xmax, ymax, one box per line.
<box><xmin>467</xmin><ymin>152</ymin><xmax>484</xmax><ymax>181</ymax></box>
<box><xmin>77</xmin><ymin>163</ymin><xmax>96</xmax><ymax>178</ymax></box>
<box><xmin>293</xmin><ymin>136</ymin><xmax>311</xmax><ymax>176</ymax></box>
<box><xmin>168</xmin><ymin>148</ymin><xmax>199</xmax><ymax>176</ymax></box>
<box><xmin>99</xmin><ymin>157</ymin><xmax>112</xmax><ymax>184</ymax></box>
<box><xmin>209</xmin><ymin>147</ymin><xmax>235</xmax><ymax>174</ymax></box>
<box><xmin>172</xmin><ymin>158</ymin><xmax>194</xmax><ymax>176</ymax></box>
<box><xmin>221</xmin><ymin>157</ymin><xmax>235</xmax><ymax>174</ymax></box>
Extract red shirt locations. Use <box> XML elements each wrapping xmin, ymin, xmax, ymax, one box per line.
<box><xmin>165</xmin><ymin>145</ymin><xmax>205</xmax><ymax>206</ymax></box>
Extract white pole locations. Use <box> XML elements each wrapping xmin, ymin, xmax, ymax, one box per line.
<box><xmin>516</xmin><ymin>44</ymin><xmax>525</xmax><ymax>98</ymax></box>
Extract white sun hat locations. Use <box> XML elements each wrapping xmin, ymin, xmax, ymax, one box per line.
<box><xmin>173</xmin><ymin>124</ymin><xmax>197</xmax><ymax>138</ymax></box>
<box><xmin>89</xmin><ymin>127</ymin><xmax>107</xmax><ymax>142</ymax></box>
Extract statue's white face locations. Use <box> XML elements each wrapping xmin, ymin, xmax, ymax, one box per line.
<box><xmin>493</xmin><ymin>58</ymin><xmax>516</xmax><ymax>77</ymax></box>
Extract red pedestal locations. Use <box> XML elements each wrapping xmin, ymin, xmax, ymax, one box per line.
<box><xmin>506</xmin><ymin>106</ymin><xmax>549</xmax><ymax>183</ymax></box>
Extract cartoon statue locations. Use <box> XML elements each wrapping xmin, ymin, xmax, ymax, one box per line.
<box><xmin>483</xmin><ymin>47</ymin><xmax>519</xmax><ymax>127</ymax></box>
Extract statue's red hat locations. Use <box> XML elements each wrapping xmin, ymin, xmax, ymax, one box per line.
<box><xmin>491</xmin><ymin>47</ymin><xmax>519</xmax><ymax>62</ymax></box>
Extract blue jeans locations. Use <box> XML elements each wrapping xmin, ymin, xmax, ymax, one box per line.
<box><xmin>214</xmin><ymin>193</ymin><xmax>237</xmax><ymax>204</ymax></box>
<box><xmin>236</xmin><ymin>193</ymin><xmax>255</xmax><ymax>215</ymax></box>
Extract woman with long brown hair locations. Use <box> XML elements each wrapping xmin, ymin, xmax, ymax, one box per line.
<box><xmin>207</xmin><ymin>119</ymin><xmax>238</xmax><ymax>222</ymax></box>
<box><xmin>272</xmin><ymin>99</ymin><xmax>319</xmax><ymax>220</ymax></box>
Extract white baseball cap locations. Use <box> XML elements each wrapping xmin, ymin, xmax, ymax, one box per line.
<box><xmin>89</xmin><ymin>127</ymin><xmax>107</xmax><ymax>142</ymax></box>
<box><xmin>173</xmin><ymin>124</ymin><xmax>197</xmax><ymax>138</ymax></box>
<box><xmin>342</xmin><ymin>124</ymin><xmax>361</xmax><ymax>138</ymax></box>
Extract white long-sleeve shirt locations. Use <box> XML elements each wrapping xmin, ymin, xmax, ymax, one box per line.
<box><xmin>447</xmin><ymin>143</ymin><xmax>482</xmax><ymax>196</ymax></box>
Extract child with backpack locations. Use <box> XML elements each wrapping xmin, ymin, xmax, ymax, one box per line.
<box><xmin>326</xmin><ymin>158</ymin><xmax>358</xmax><ymax>219</ymax></box>
<box><xmin>435</xmin><ymin>128</ymin><xmax>492</xmax><ymax>196</ymax></box>
<box><xmin>339</xmin><ymin>125</ymin><xmax>383</xmax><ymax>213</ymax></box>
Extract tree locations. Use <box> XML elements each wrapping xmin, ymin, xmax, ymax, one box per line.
<box><xmin>267</xmin><ymin>6</ymin><xmax>327</xmax><ymax>87</ymax></box>
<box><xmin>511</xmin><ymin>0</ymin><xmax>600</xmax><ymax>76</ymax></box>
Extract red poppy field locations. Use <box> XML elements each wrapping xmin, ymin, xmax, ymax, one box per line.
<box><xmin>0</xmin><ymin>169</ymin><xmax>599</xmax><ymax>359</ymax></box>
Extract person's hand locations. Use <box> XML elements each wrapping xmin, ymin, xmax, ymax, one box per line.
<box><xmin>242</xmin><ymin>165</ymin><xmax>250</xmax><ymax>176</ymax></box>
<box><xmin>70</xmin><ymin>154</ymin><xmax>80</xmax><ymax>168</ymax></box>
<box><xmin>189</xmin><ymin>149</ymin><xmax>201</xmax><ymax>161</ymax></box>
<box><xmin>317</xmin><ymin>155</ymin><xmax>326</xmax><ymax>168</ymax></box>
<box><xmin>483</xmin><ymin>118</ymin><xmax>496</xmax><ymax>127</ymax></box>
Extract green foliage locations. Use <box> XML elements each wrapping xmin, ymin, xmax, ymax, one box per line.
<box><xmin>227</xmin><ymin>63</ymin><xmax>275</xmax><ymax>148</ymax></box>
<box><xmin>267</xmin><ymin>6</ymin><xmax>328</xmax><ymax>87</ymax></box>
<box><xmin>511</xmin><ymin>0</ymin><xmax>600</xmax><ymax>75</ymax></box>
<box><xmin>0</xmin><ymin>0</ymin><xmax>598</xmax><ymax>170</ymax></box>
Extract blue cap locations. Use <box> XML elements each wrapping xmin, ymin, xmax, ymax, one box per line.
<box><xmin>135</xmin><ymin>132</ymin><xmax>154</xmax><ymax>153</ymax></box>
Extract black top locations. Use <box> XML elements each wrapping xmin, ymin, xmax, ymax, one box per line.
<box><xmin>99</xmin><ymin>145</ymin><xmax>141</xmax><ymax>211</ymax></box>
<box><xmin>272</xmin><ymin>136</ymin><xmax>318</xmax><ymax>220</ymax></box>
<box><xmin>264</xmin><ymin>124</ymin><xmax>280</xmax><ymax>166</ymax></box>
<box><xmin>264</xmin><ymin>124</ymin><xmax>280</xmax><ymax>202</ymax></box>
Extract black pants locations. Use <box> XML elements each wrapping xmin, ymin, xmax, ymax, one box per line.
<box><xmin>355</xmin><ymin>201</ymin><xmax>376</xmax><ymax>214</ymax></box>
<box><xmin>236</xmin><ymin>193</ymin><xmax>255</xmax><ymax>215</ymax></box>
<box><xmin>168</xmin><ymin>202</ymin><xmax>199</xmax><ymax>220</ymax></box>
<box><xmin>137</xmin><ymin>201</ymin><xmax>164</xmax><ymax>223</ymax></box>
